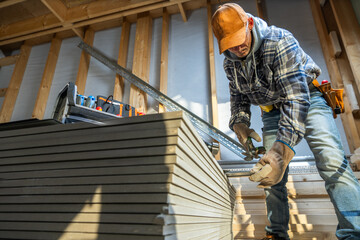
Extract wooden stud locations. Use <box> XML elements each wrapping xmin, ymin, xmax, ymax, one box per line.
<box><xmin>255</xmin><ymin>0</ymin><xmax>268</xmax><ymax>21</ymax></box>
<box><xmin>177</xmin><ymin>3</ymin><xmax>187</xmax><ymax>22</ymax></box>
<box><xmin>0</xmin><ymin>44</ymin><xmax>31</xmax><ymax>123</ymax></box>
<box><xmin>309</xmin><ymin>0</ymin><xmax>360</xmax><ymax>151</ymax></box>
<box><xmin>207</xmin><ymin>0</ymin><xmax>220</xmax><ymax>160</ymax></box>
<box><xmin>159</xmin><ymin>8</ymin><xmax>169</xmax><ymax>113</ymax></box>
<box><xmin>32</xmin><ymin>37</ymin><xmax>62</xmax><ymax>120</ymax></box>
<box><xmin>329</xmin><ymin>31</ymin><xmax>342</xmax><ymax>57</ymax></box>
<box><xmin>0</xmin><ymin>55</ymin><xmax>19</xmax><ymax>67</ymax></box>
<box><xmin>129</xmin><ymin>13</ymin><xmax>153</xmax><ymax>113</ymax></box>
<box><xmin>114</xmin><ymin>19</ymin><xmax>130</xmax><ymax>101</ymax></box>
<box><xmin>75</xmin><ymin>28</ymin><xmax>95</xmax><ymax>95</ymax></box>
<box><xmin>330</xmin><ymin>0</ymin><xmax>360</xmax><ymax>95</ymax></box>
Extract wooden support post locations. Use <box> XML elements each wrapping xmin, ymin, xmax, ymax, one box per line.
<box><xmin>330</xmin><ymin>0</ymin><xmax>360</xmax><ymax>95</ymax></box>
<box><xmin>0</xmin><ymin>44</ymin><xmax>31</xmax><ymax>123</ymax></box>
<box><xmin>32</xmin><ymin>37</ymin><xmax>62</xmax><ymax>120</ymax></box>
<box><xmin>113</xmin><ymin>19</ymin><xmax>130</xmax><ymax>101</ymax></box>
<box><xmin>310</xmin><ymin>0</ymin><xmax>360</xmax><ymax>151</ymax></box>
<box><xmin>75</xmin><ymin>28</ymin><xmax>95</xmax><ymax>95</ymax></box>
<box><xmin>256</xmin><ymin>0</ymin><xmax>268</xmax><ymax>21</ymax></box>
<box><xmin>159</xmin><ymin>8</ymin><xmax>169</xmax><ymax>113</ymax></box>
<box><xmin>129</xmin><ymin>13</ymin><xmax>152</xmax><ymax>113</ymax></box>
<box><xmin>177</xmin><ymin>3</ymin><xmax>187</xmax><ymax>22</ymax></box>
<box><xmin>207</xmin><ymin>1</ymin><xmax>220</xmax><ymax>160</ymax></box>
<box><xmin>0</xmin><ymin>55</ymin><xmax>19</xmax><ymax>67</ymax></box>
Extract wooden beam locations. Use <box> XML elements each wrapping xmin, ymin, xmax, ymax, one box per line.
<box><xmin>0</xmin><ymin>44</ymin><xmax>31</xmax><ymax>123</ymax></box>
<box><xmin>207</xmin><ymin>0</ymin><xmax>220</xmax><ymax>160</ymax></box>
<box><xmin>0</xmin><ymin>55</ymin><xmax>19</xmax><ymax>67</ymax></box>
<box><xmin>0</xmin><ymin>14</ymin><xmax>61</xmax><ymax>42</ymax></box>
<box><xmin>41</xmin><ymin>0</ymin><xmax>84</xmax><ymax>39</ymax></box>
<box><xmin>0</xmin><ymin>88</ymin><xmax>6</xmax><ymax>97</ymax></box>
<box><xmin>66</xmin><ymin>0</ymin><xmax>164</xmax><ymax>23</ymax></box>
<box><xmin>129</xmin><ymin>13</ymin><xmax>153</xmax><ymax>114</ymax></box>
<box><xmin>256</xmin><ymin>0</ymin><xmax>268</xmax><ymax>21</ymax></box>
<box><xmin>159</xmin><ymin>8</ymin><xmax>169</xmax><ymax>113</ymax></box>
<box><xmin>75</xmin><ymin>28</ymin><xmax>95</xmax><ymax>95</ymax></box>
<box><xmin>0</xmin><ymin>0</ymin><xmax>195</xmax><ymax>47</ymax></box>
<box><xmin>177</xmin><ymin>3</ymin><xmax>187</xmax><ymax>22</ymax></box>
<box><xmin>309</xmin><ymin>0</ymin><xmax>360</xmax><ymax>151</ymax></box>
<box><xmin>330</xmin><ymin>0</ymin><xmax>360</xmax><ymax>95</ymax></box>
<box><xmin>0</xmin><ymin>0</ymin><xmax>25</xmax><ymax>9</ymax></box>
<box><xmin>113</xmin><ymin>19</ymin><xmax>130</xmax><ymax>101</ymax></box>
<box><xmin>32</xmin><ymin>37</ymin><xmax>62</xmax><ymax>120</ymax></box>
<box><xmin>41</xmin><ymin>0</ymin><xmax>67</xmax><ymax>22</ymax></box>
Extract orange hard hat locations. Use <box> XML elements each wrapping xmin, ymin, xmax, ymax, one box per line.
<box><xmin>211</xmin><ymin>3</ymin><xmax>249</xmax><ymax>54</ymax></box>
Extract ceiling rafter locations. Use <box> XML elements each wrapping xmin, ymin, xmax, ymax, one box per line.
<box><xmin>0</xmin><ymin>0</ymin><xmax>168</xmax><ymax>45</ymax></box>
<box><xmin>41</xmin><ymin>0</ymin><xmax>84</xmax><ymax>39</ymax></box>
<box><xmin>0</xmin><ymin>0</ymin><xmax>198</xmax><ymax>47</ymax></box>
<box><xmin>177</xmin><ymin>3</ymin><xmax>187</xmax><ymax>22</ymax></box>
<box><xmin>0</xmin><ymin>0</ymin><xmax>229</xmax><ymax>51</ymax></box>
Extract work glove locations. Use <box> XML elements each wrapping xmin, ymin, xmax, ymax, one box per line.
<box><xmin>249</xmin><ymin>141</ymin><xmax>295</xmax><ymax>188</ymax></box>
<box><xmin>233</xmin><ymin>123</ymin><xmax>261</xmax><ymax>153</ymax></box>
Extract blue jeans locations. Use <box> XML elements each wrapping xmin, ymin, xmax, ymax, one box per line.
<box><xmin>262</xmin><ymin>89</ymin><xmax>360</xmax><ymax>239</ymax></box>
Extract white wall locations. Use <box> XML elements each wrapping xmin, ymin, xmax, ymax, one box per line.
<box><xmin>0</xmin><ymin>0</ymin><xmax>350</xmax><ymax>159</ymax></box>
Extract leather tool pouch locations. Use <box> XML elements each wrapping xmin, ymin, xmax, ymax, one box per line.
<box><xmin>312</xmin><ymin>80</ymin><xmax>344</xmax><ymax>118</ymax></box>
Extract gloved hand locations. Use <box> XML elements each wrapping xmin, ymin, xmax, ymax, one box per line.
<box><xmin>249</xmin><ymin>141</ymin><xmax>295</xmax><ymax>188</ymax></box>
<box><xmin>233</xmin><ymin>123</ymin><xmax>261</xmax><ymax>152</ymax></box>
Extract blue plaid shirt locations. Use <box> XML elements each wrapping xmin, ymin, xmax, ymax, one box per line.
<box><xmin>224</xmin><ymin>17</ymin><xmax>321</xmax><ymax>147</ymax></box>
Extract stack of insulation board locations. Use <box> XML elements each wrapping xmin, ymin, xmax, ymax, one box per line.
<box><xmin>0</xmin><ymin>111</ymin><xmax>236</xmax><ymax>240</ymax></box>
<box><xmin>230</xmin><ymin>171</ymin><xmax>360</xmax><ymax>240</ymax></box>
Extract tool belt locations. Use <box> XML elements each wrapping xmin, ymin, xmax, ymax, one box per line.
<box><xmin>259</xmin><ymin>80</ymin><xmax>345</xmax><ymax>118</ymax></box>
<box><xmin>312</xmin><ymin>79</ymin><xmax>344</xmax><ymax>118</ymax></box>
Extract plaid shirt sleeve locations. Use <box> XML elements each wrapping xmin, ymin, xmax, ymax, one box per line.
<box><xmin>273</xmin><ymin>35</ymin><xmax>311</xmax><ymax>147</ymax></box>
<box><xmin>224</xmin><ymin>61</ymin><xmax>251</xmax><ymax>130</ymax></box>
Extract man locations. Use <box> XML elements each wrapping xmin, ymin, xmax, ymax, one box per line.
<box><xmin>211</xmin><ymin>3</ymin><xmax>360</xmax><ymax>240</ymax></box>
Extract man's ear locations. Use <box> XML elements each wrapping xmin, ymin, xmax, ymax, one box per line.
<box><xmin>248</xmin><ymin>17</ymin><xmax>254</xmax><ymax>30</ymax></box>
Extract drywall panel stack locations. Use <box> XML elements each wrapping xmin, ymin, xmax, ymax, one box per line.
<box><xmin>0</xmin><ymin>111</ymin><xmax>236</xmax><ymax>240</ymax></box>
<box><xmin>231</xmin><ymin>172</ymin><xmax>360</xmax><ymax>240</ymax></box>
